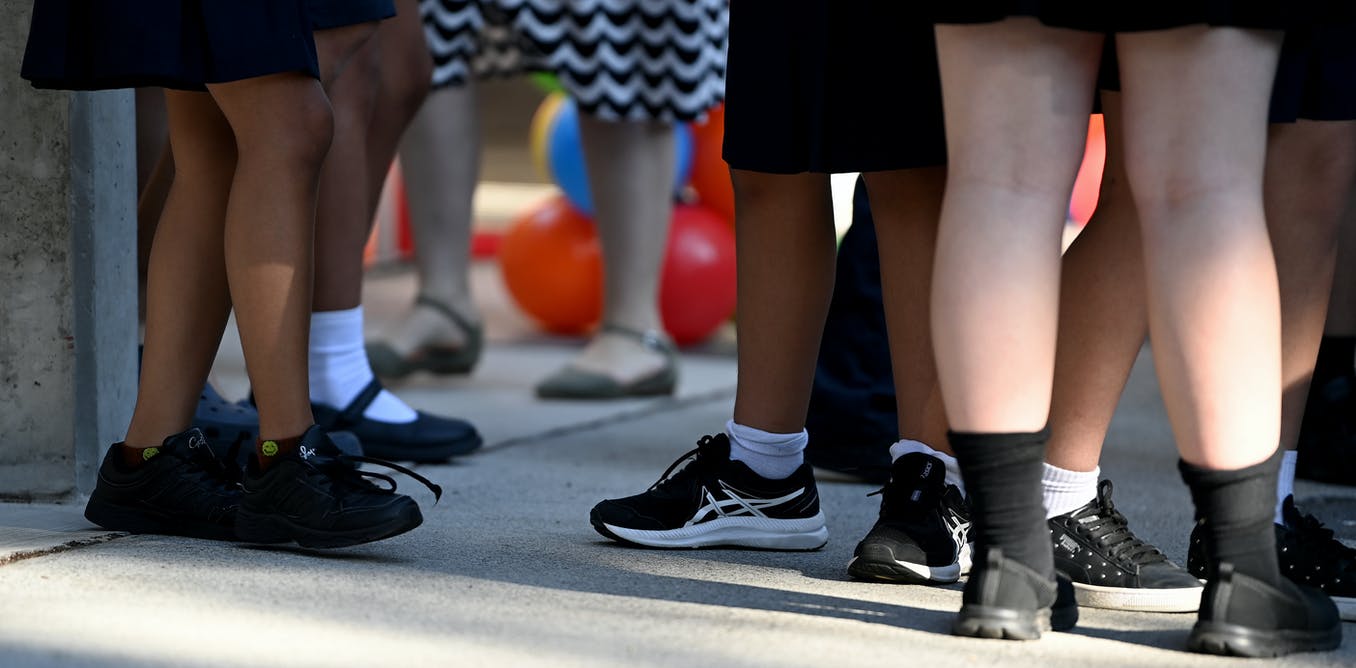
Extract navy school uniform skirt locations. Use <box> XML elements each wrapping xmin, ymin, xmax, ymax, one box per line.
<box><xmin>721</xmin><ymin>0</ymin><xmax>948</xmax><ymax>174</ymax></box>
<box><xmin>22</xmin><ymin>1</ymin><xmax>321</xmax><ymax>91</ymax></box>
<box><xmin>932</xmin><ymin>3</ymin><xmax>1307</xmax><ymax>32</ymax></box>
<box><xmin>309</xmin><ymin>0</ymin><xmax>397</xmax><ymax>30</ymax></box>
<box><xmin>1097</xmin><ymin>19</ymin><xmax>1356</xmax><ymax>124</ymax></box>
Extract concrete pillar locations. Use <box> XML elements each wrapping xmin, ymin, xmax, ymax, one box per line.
<box><xmin>0</xmin><ymin>3</ymin><xmax>138</xmax><ymax>500</ymax></box>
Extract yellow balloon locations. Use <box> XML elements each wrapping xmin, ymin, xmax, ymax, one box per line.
<box><xmin>529</xmin><ymin>92</ymin><xmax>567</xmax><ymax>182</ymax></box>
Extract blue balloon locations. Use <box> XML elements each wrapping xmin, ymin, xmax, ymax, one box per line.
<box><xmin>547</xmin><ymin>98</ymin><xmax>699</xmax><ymax>217</ymax></box>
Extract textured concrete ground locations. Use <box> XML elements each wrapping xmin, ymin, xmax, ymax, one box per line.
<box><xmin>2</xmin><ymin>266</ymin><xmax>1354</xmax><ymax>667</ymax></box>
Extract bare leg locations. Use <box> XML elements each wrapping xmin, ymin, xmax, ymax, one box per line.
<box><xmin>1267</xmin><ymin>121</ymin><xmax>1356</xmax><ymax>453</ymax></box>
<box><xmin>364</xmin><ymin>0</ymin><xmax>432</xmax><ymax>219</ymax></box>
<box><xmin>375</xmin><ymin>82</ymin><xmax>483</xmax><ymax>358</ymax></box>
<box><xmin>862</xmin><ymin>168</ymin><xmax>951</xmax><ymax>452</ymax></box>
<box><xmin>1327</xmin><ymin>202</ymin><xmax>1356</xmax><ymax>336</ymax></box>
<box><xmin>1046</xmin><ymin>94</ymin><xmax>1146</xmax><ymax>473</ymax></box>
<box><xmin>559</xmin><ymin>116</ymin><xmax>676</xmax><ymax>382</ymax></box>
<box><xmin>933</xmin><ymin>21</ymin><xmax>1102</xmax><ymax>433</ymax></box>
<box><xmin>124</xmin><ymin>92</ymin><xmax>237</xmax><ymax>447</ymax></box>
<box><xmin>135</xmin><ymin>88</ymin><xmax>172</xmax><ymax>325</ymax></box>
<box><xmin>313</xmin><ymin>25</ymin><xmax>382</xmax><ymax>313</ymax></box>
<box><xmin>729</xmin><ymin>171</ymin><xmax>836</xmax><ymax>432</ymax></box>
<box><xmin>931</xmin><ymin>15</ymin><xmax>1103</xmax><ymax>600</ymax></box>
<box><xmin>1116</xmin><ymin>27</ymin><xmax>1282</xmax><ymax>469</ymax></box>
<box><xmin>209</xmin><ymin>74</ymin><xmax>334</xmax><ymax>439</ymax></box>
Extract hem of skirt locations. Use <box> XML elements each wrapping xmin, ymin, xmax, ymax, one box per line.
<box><xmin>23</xmin><ymin>67</ymin><xmax>320</xmax><ymax>92</ymax></box>
<box><xmin>723</xmin><ymin>153</ymin><xmax>948</xmax><ymax>175</ymax></box>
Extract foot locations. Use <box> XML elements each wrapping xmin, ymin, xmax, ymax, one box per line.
<box><xmin>1187</xmin><ymin>563</ymin><xmax>1341</xmax><ymax>657</ymax></box>
<box><xmin>848</xmin><ymin>453</ymin><xmax>971</xmax><ymax>584</ymax></box>
<box><xmin>235</xmin><ymin>426</ymin><xmax>442</xmax><ymax>549</ymax></box>
<box><xmin>952</xmin><ymin>547</ymin><xmax>1079</xmax><ymax>640</ymax></box>
<box><xmin>1049</xmin><ymin>479</ymin><xmax>1202</xmax><ymax>612</ymax></box>
<box><xmin>537</xmin><ymin>325</ymin><xmax>678</xmax><ymax>399</ymax></box>
<box><xmin>1190</xmin><ymin>495</ymin><xmax>1356</xmax><ymax>621</ymax></box>
<box><xmin>589</xmin><ymin>433</ymin><xmax>828</xmax><ymax>550</ymax></box>
<box><xmin>311</xmin><ymin>379</ymin><xmax>482</xmax><ymax>462</ymax></box>
<box><xmin>84</xmin><ymin>428</ymin><xmax>241</xmax><ymax>541</ymax></box>
<box><xmin>368</xmin><ymin>295</ymin><xmax>483</xmax><ymax>378</ymax></box>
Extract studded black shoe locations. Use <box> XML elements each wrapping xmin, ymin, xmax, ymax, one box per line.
<box><xmin>1049</xmin><ymin>479</ymin><xmax>1202</xmax><ymax>612</ymax></box>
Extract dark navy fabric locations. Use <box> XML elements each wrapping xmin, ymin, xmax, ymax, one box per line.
<box><xmin>22</xmin><ymin>0</ymin><xmax>320</xmax><ymax>91</ymax></box>
<box><xmin>804</xmin><ymin>178</ymin><xmax>896</xmax><ymax>483</ymax></box>
<box><xmin>308</xmin><ymin>0</ymin><xmax>397</xmax><ymax>30</ymax></box>
<box><xmin>722</xmin><ymin>0</ymin><xmax>947</xmax><ymax>174</ymax></box>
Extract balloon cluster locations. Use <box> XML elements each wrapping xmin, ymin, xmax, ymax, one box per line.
<box><xmin>504</xmin><ymin>96</ymin><xmax>737</xmax><ymax>345</ymax></box>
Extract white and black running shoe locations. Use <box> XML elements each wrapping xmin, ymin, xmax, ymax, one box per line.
<box><xmin>590</xmin><ymin>434</ymin><xmax>829</xmax><ymax>550</ymax></box>
<box><xmin>1049</xmin><ymin>480</ymin><xmax>1203</xmax><ymax>612</ymax></box>
<box><xmin>848</xmin><ymin>453</ymin><xmax>971</xmax><ymax>584</ymax></box>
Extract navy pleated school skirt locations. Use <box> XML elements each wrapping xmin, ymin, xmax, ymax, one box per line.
<box><xmin>21</xmin><ymin>1</ymin><xmax>322</xmax><ymax>91</ymax></box>
<box><xmin>722</xmin><ymin>0</ymin><xmax>947</xmax><ymax>174</ymax></box>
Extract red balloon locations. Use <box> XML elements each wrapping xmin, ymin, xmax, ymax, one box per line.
<box><xmin>498</xmin><ymin>196</ymin><xmax>602</xmax><ymax>335</ymax></box>
<box><xmin>660</xmin><ymin>204</ymin><xmax>738</xmax><ymax>345</ymax></box>
<box><xmin>689</xmin><ymin>104</ymin><xmax>735</xmax><ymax>225</ymax></box>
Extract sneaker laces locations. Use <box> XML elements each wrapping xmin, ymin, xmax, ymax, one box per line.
<box><xmin>1282</xmin><ymin>497</ymin><xmax>1356</xmax><ymax>569</ymax></box>
<box><xmin>310</xmin><ymin>452</ymin><xmax>443</xmax><ymax>503</ymax></box>
<box><xmin>1073</xmin><ymin>480</ymin><xmax>1168</xmax><ymax>567</ymax></box>
<box><xmin>649</xmin><ymin>434</ymin><xmax>729</xmax><ymax>493</ymax></box>
<box><xmin>179</xmin><ymin>431</ymin><xmax>244</xmax><ymax>490</ymax></box>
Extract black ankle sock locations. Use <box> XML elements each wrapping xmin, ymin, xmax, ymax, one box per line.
<box><xmin>1313</xmin><ymin>336</ymin><xmax>1356</xmax><ymax>387</ymax></box>
<box><xmin>949</xmin><ymin>428</ymin><xmax>1053</xmax><ymax>579</ymax></box>
<box><xmin>1178</xmin><ymin>450</ymin><xmax>1283</xmax><ymax>587</ymax></box>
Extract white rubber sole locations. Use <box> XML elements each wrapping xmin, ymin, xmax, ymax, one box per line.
<box><xmin>1337</xmin><ymin>596</ymin><xmax>1355</xmax><ymax>622</ymax></box>
<box><xmin>602</xmin><ymin>512</ymin><xmax>829</xmax><ymax>550</ymax></box>
<box><xmin>1072</xmin><ymin>581</ymin><xmax>1203</xmax><ymax>613</ymax></box>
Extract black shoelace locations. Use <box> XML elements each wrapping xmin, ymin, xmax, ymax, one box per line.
<box><xmin>312</xmin><ymin>453</ymin><xmax>443</xmax><ymax>502</ymax></box>
<box><xmin>1286</xmin><ymin>505</ymin><xmax>1356</xmax><ymax>572</ymax></box>
<box><xmin>649</xmin><ymin>434</ymin><xmax>727</xmax><ymax>492</ymax></box>
<box><xmin>1076</xmin><ymin>481</ymin><xmax>1167</xmax><ymax>566</ymax></box>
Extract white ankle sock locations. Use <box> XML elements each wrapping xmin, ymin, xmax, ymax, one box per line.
<box><xmin>1041</xmin><ymin>463</ymin><xmax>1099</xmax><ymax>519</ymax></box>
<box><xmin>1276</xmin><ymin>449</ymin><xmax>1297</xmax><ymax>525</ymax></box>
<box><xmin>726</xmin><ymin>420</ymin><xmax>807</xmax><ymax>480</ymax></box>
<box><xmin>889</xmin><ymin>439</ymin><xmax>965</xmax><ymax>496</ymax></box>
<box><xmin>309</xmin><ymin>307</ymin><xmax>417</xmax><ymax>424</ymax></box>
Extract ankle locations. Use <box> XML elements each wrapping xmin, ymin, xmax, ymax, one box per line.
<box><xmin>950</xmin><ymin>428</ymin><xmax>1054</xmax><ymax>579</ymax></box>
<box><xmin>1179</xmin><ymin>450</ymin><xmax>1285</xmax><ymax>587</ymax></box>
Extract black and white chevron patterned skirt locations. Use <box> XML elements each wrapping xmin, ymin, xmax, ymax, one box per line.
<box><xmin>419</xmin><ymin>0</ymin><xmax>727</xmax><ymax>122</ymax></box>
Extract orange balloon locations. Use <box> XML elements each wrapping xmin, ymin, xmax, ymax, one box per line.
<box><xmin>689</xmin><ymin>104</ymin><xmax>735</xmax><ymax>225</ymax></box>
<box><xmin>1069</xmin><ymin>114</ymin><xmax>1107</xmax><ymax>226</ymax></box>
<box><xmin>498</xmin><ymin>196</ymin><xmax>603</xmax><ymax>334</ymax></box>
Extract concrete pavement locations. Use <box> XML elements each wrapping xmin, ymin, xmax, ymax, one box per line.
<box><xmin>2</xmin><ymin>265</ymin><xmax>1355</xmax><ymax>667</ymax></box>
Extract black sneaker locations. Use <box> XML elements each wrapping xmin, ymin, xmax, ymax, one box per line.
<box><xmin>589</xmin><ymin>434</ymin><xmax>828</xmax><ymax>549</ymax></box>
<box><xmin>1049</xmin><ymin>479</ymin><xmax>1202</xmax><ymax>612</ymax></box>
<box><xmin>1187</xmin><ymin>563</ymin><xmax>1341</xmax><ymax>657</ymax></box>
<box><xmin>1189</xmin><ymin>495</ymin><xmax>1356</xmax><ymax>621</ymax></box>
<box><xmin>84</xmin><ymin>428</ymin><xmax>241</xmax><ymax>541</ymax></box>
<box><xmin>847</xmin><ymin>453</ymin><xmax>971</xmax><ymax>584</ymax></box>
<box><xmin>235</xmin><ymin>426</ymin><xmax>442</xmax><ymax>549</ymax></box>
<box><xmin>952</xmin><ymin>547</ymin><xmax>1079</xmax><ymax>640</ymax></box>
